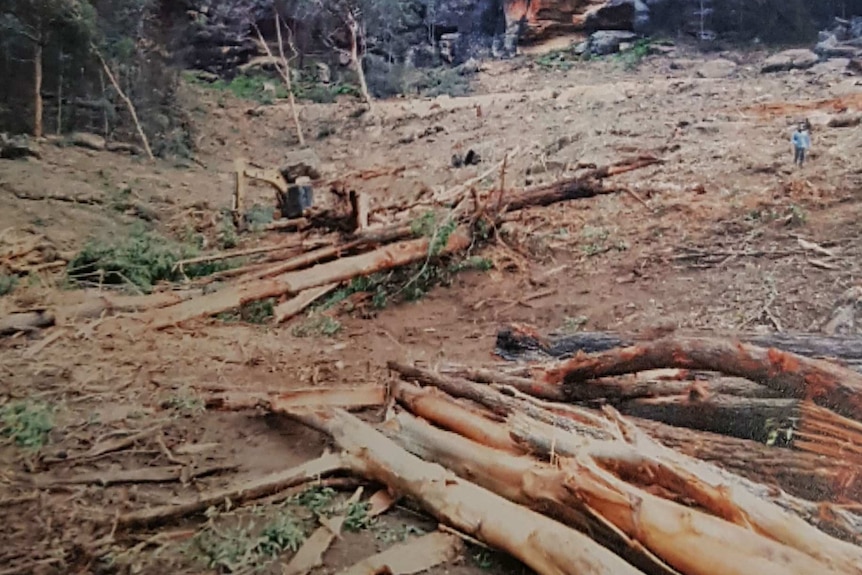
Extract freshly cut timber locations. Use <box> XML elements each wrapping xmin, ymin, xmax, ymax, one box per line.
<box><xmin>129</xmin><ymin>228</ymin><xmax>471</xmax><ymax>330</ymax></box>
<box><xmin>284</xmin><ymin>407</ymin><xmax>646</xmax><ymax>575</ymax></box>
<box><xmin>385</xmin><ymin>394</ymin><xmax>850</xmax><ymax>575</ymax></box>
<box><xmin>544</xmin><ymin>336</ymin><xmax>862</xmax><ymax>422</ymax></box>
<box><xmin>635</xmin><ymin>417</ymin><xmax>860</xmax><ymax>503</ymax></box>
<box><xmin>615</xmin><ymin>394</ymin><xmax>798</xmax><ymax>442</ymax></box>
<box><xmin>388</xmin><ymin>362</ymin><xmax>862</xmax><ymax>545</ymax></box>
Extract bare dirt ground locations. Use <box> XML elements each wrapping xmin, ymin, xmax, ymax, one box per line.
<box><xmin>1</xmin><ymin>44</ymin><xmax>861</xmax><ymax>574</ymax></box>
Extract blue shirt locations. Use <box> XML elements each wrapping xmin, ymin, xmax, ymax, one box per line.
<box><xmin>792</xmin><ymin>130</ymin><xmax>810</xmax><ymax>149</ymax></box>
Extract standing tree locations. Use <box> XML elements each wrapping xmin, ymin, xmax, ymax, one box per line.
<box><xmin>1</xmin><ymin>0</ymin><xmax>96</xmax><ymax>137</ymax></box>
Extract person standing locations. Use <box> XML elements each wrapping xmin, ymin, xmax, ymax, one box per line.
<box><xmin>791</xmin><ymin>122</ymin><xmax>811</xmax><ymax>167</ymax></box>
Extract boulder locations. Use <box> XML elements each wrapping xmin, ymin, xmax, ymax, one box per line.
<box><xmin>583</xmin><ymin>0</ymin><xmax>637</xmax><ymax>31</ymax></box>
<box><xmin>808</xmin><ymin>58</ymin><xmax>851</xmax><ymax>75</ymax></box>
<box><xmin>696</xmin><ymin>58</ymin><xmax>737</xmax><ymax>78</ymax></box>
<box><xmin>0</xmin><ymin>134</ymin><xmax>40</xmax><ymax>160</ymax></box>
<box><xmin>279</xmin><ymin>148</ymin><xmax>322</xmax><ymax>183</ymax></box>
<box><xmin>68</xmin><ymin>132</ymin><xmax>106</xmax><ymax>151</ymax></box>
<box><xmin>761</xmin><ymin>49</ymin><xmax>819</xmax><ymax>73</ymax></box>
<box><xmin>588</xmin><ymin>30</ymin><xmax>638</xmax><ymax>56</ymax></box>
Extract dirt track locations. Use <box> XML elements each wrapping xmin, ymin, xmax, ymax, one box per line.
<box><xmin>1</xmin><ymin>44</ymin><xmax>861</xmax><ymax>573</ymax></box>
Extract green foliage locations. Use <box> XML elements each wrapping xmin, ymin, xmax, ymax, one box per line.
<box><xmin>256</xmin><ymin>513</ymin><xmax>306</xmax><ymax>555</ymax></box>
<box><xmin>450</xmin><ymin>256</ymin><xmax>493</xmax><ymax>273</ymax></box>
<box><xmin>375</xmin><ymin>523</ymin><xmax>426</xmax><ymax>544</ymax></box>
<box><xmin>244</xmin><ymin>204</ymin><xmax>275</xmax><ymax>228</ymax></box>
<box><xmin>343</xmin><ymin>500</ymin><xmax>375</xmax><ymax>532</ymax></box>
<box><xmin>294</xmin><ymin>485</ymin><xmax>337</xmax><ymax>516</ymax></box>
<box><xmin>0</xmin><ymin>400</ymin><xmax>54</xmax><ymax>449</ymax></box>
<box><xmin>616</xmin><ymin>39</ymin><xmax>652</xmax><ymax>70</ymax></box>
<box><xmin>536</xmin><ymin>49</ymin><xmax>575</xmax><ymax>71</ymax></box>
<box><xmin>191</xmin><ymin>508</ymin><xmax>306</xmax><ymax>572</ymax></box>
<box><xmin>410</xmin><ymin>210</ymin><xmax>456</xmax><ymax>256</ymax></box>
<box><xmin>0</xmin><ymin>273</ymin><xmax>18</xmax><ymax>296</ymax></box>
<box><xmin>218</xmin><ymin>219</ymin><xmax>239</xmax><ymax>250</ymax></box>
<box><xmin>560</xmin><ymin>315</ymin><xmax>588</xmax><ymax>334</ymax></box>
<box><xmin>67</xmin><ymin>227</ymin><xmax>229</xmax><ymax>292</ymax></box>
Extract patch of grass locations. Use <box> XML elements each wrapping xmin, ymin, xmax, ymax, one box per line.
<box><xmin>0</xmin><ymin>273</ymin><xmax>18</xmax><ymax>296</ymax></box>
<box><xmin>450</xmin><ymin>256</ymin><xmax>493</xmax><ymax>273</ymax></box>
<box><xmin>218</xmin><ymin>219</ymin><xmax>239</xmax><ymax>250</ymax></box>
<box><xmin>294</xmin><ymin>485</ymin><xmax>337</xmax><ymax>516</ymax></box>
<box><xmin>67</xmin><ymin>226</ymin><xmax>230</xmax><ymax>293</ymax></box>
<box><xmin>536</xmin><ymin>49</ymin><xmax>575</xmax><ymax>71</ymax></box>
<box><xmin>616</xmin><ymin>38</ymin><xmax>652</xmax><ymax>70</ymax></box>
<box><xmin>0</xmin><ymin>400</ymin><xmax>54</xmax><ymax>449</ymax></box>
<box><xmin>192</xmin><ymin>525</ymin><xmax>254</xmax><ymax>572</ymax></box>
<box><xmin>291</xmin><ymin>314</ymin><xmax>343</xmax><ymax>338</ymax></box>
<box><xmin>342</xmin><ymin>500</ymin><xmax>375</xmax><ymax>532</ymax></box>
<box><xmin>374</xmin><ymin>523</ymin><xmax>426</xmax><ymax>544</ymax></box>
<box><xmin>256</xmin><ymin>513</ymin><xmax>306</xmax><ymax>555</ymax></box>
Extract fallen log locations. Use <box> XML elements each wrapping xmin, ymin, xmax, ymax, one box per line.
<box><xmin>796</xmin><ymin>401</ymin><xmax>862</xmax><ymax>472</ymax></box>
<box><xmin>274</xmin><ymin>283</ymin><xmax>339</xmax><ymax>323</ymax></box>
<box><xmin>129</xmin><ymin>228</ymin><xmax>471</xmax><ymax>330</ymax></box>
<box><xmin>500</xmin><ymin>156</ymin><xmax>663</xmax><ymax>213</ymax></box>
<box><xmin>285</xmin><ymin>407</ymin><xmax>645</xmax><ymax>575</ymax></box>
<box><xmin>338</xmin><ymin>530</ymin><xmax>463</xmax><ymax>575</ymax></box>
<box><xmin>388</xmin><ymin>362</ymin><xmax>862</xmax><ymax>545</ymax></box>
<box><xmin>206</xmin><ymin>385</ymin><xmax>386</xmax><ymax>412</ymax></box>
<box><xmin>444</xmin><ymin>364</ymin><xmax>780</xmax><ymax>400</ymax></box>
<box><xmin>616</xmin><ymin>394</ymin><xmax>798</xmax><ymax>442</ymax></box>
<box><xmin>385</xmin><ymin>400</ymin><xmax>848</xmax><ymax>575</ymax></box>
<box><xmin>118</xmin><ymin>453</ymin><xmax>345</xmax><ymax>528</ymax></box>
<box><xmin>31</xmin><ymin>462</ymin><xmax>237</xmax><ymax>487</ymax></box>
<box><xmin>635</xmin><ymin>418</ymin><xmax>860</xmax><ymax>502</ymax></box>
<box><xmin>544</xmin><ymin>336</ymin><xmax>862</xmax><ymax>422</ymax></box>
<box><xmin>0</xmin><ymin>309</ymin><xmax>55</xmax><ymax>336</ymax></box>
<box><xmin>495</xmin><ymin>325</ymin><xmax>862</xmax><ymax>372</ymax></box>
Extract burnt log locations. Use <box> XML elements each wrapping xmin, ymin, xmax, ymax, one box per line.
<box><xmin>496</xmin><ymin>325</ymin><xmax>862</xmax><ymax>373</ymax></box>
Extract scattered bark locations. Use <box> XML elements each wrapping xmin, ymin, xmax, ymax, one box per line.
<box><xmin>796</xmin><ymin>401</ymin><xmax>862</xmax><ymax>469</ymax></box>
<box><xmin>118</xmin><ymin>453</ymin><xmax>345</xmax><ymax>528</ymax></box>
<box><xmin>274</xmin><ymin>283</ymin><xmax>339</xmax><ymax>323</ymax></box>
<box><xmin>285</xmin><ymin>407</ymin><xmax>645</xmax><ymax>575</ymax></box>
<box><xmin>338</xmin><ymin>531</ymin><xmax>463</xmax><ymax>575</ymax></box>
<box><xmin>544</xmin><ymin>336</ymin><xmax>862</xmax><ymax>422</ymax></box>
<box><xmin>32</xmin><ymin>462</ymin><xmax>237</xmax><ymax>487</ymax></box>
<box><xmin>44</xmin><ymin>424</ymin><xmax>164</xmax><ymax>464</ymax></box>
<box><xmin>283</xmin><ymin>488</ymin><xmax>362</xmax><ymax>575</ymax></box>
<box><xmin>136</xmin><ymin>228</ymin><xmax>471</xmax><ymax>329</ymax></box>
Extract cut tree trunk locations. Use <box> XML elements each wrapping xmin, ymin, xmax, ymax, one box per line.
<box><xmin>635</xmin><ymin>417</ymin><xmax>860</xmax><ymax>502</ymax></box>
<box><xmin>34</xmin><ymin>42</ymin><xmax>43</xmax><ymax>138</ymax></box>
<box><xmin>285</xmin><ymin>407</ymin><xmax>645</xmax><ymax>575</ymax></box>
<box><xmin>129</xmin><ymin>228</ymin><xmax>471</xmax><ymax>330</ymax></box>
<box><xmin>496</xmin><ymin>325</ymin><xmax>862</xmax><ymax>372</ymax></box>
<box><xmin>387</xmin><ymin>362</ymin><xmax>862</xmax><ymax>545</ymax></box>
<box><xmin>544</xmin><ymin>336</ymin><xmax>862</xmax><ymax>422</ymax></box>
<box><xmin>615</xmin><ymin>394</ymin><xmax>798</xmax><ymax>442</ymax></box>
<box><xmin>385</xmin><ymin>402</ymin><xmax>848</xmax><ymax>575</ymax></box>
<box><xmin>390</xmin><ymin>381</ymin><xmax>862</xmax><ymax>575</ymax></box>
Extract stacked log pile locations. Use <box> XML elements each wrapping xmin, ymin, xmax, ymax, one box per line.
<box><xmin>114</xmin><ymin>329</ymin><xmax>862</xmax><ymax>574</ymax></box>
